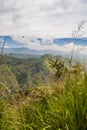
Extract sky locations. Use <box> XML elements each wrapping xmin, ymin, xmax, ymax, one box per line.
<box><xmin>0</xmin><ymin>0</ymin><xmax>87</xmax><ymax>37</ymax></box>
<box><xmin>0</xmin><ymin>36</ymin><xmax>87</xmax><ymax>57</ymax></box>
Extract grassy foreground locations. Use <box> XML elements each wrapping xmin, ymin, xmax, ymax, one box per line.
<box><xmin>0</xmin><ymin>70</ymin><xmax>87</xmax><ymax>130</ymax></box>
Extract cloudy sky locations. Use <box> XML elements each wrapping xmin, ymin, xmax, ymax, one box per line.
<box><xmin>0</xmin><ymin>0</ymin><xmax>87</xmax><ymax>37</ymax></box>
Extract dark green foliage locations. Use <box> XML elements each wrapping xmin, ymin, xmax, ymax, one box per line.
<box><xmin>16</xmin><ymin>71</ymin><xmax>27</xmax><ymax>84</ymax></box>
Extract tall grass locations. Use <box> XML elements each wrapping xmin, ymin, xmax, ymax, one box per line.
<box><xmin>0</xmin><ymin>72</ymin><xmax>87</xmax><ymax>130</ymax></box>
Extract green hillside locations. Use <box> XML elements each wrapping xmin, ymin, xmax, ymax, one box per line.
<box><xmin>1</xmin><ymin>54</ymin><xmax>61</xmax><ymax>90</ymax></box>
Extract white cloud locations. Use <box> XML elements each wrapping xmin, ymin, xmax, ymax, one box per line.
<box><xmin>64</xmin><ymin>43</ymin><xmax>87</xmax><ymax>55</ymax></box>
<box><xmin>11</xmin><ymin>35</ymin><xmax>87</xmax><ymax>55</ymax></box>
<box><xmin>4</xmin><ymin>45</ymin><xmax>9</xmax><ymax>48</ymax></box>
<box><xmin>0</xmin><ymin>0</ymin><xmax>87</xmax><ymax>37</ymax></box>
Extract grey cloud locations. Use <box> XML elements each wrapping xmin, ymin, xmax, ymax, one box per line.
<box><xmin>80</xmin><ymin>0</ymin><xmax>87</xmax><ymax>3</ymax></box>
<box><xmin>40</xmin><ymin>0</ymin><xmax>70</xmax><ymax>13</ymax></box>
<box><xmin>0</xmin><ymin>0</ymin><xmax>87</xmax><ymax>37</ymax></box>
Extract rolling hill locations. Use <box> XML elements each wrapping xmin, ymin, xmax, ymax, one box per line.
<box><xmin>1</xmin><ymin>54</ymin><xmax>59</xmax><ymax>90</ymax></box>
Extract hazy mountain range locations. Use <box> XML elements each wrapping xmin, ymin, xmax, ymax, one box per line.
<box><xmin>1</xmin><ymin>47</ymin><xmax>65</xmax><ymax>56</ymax></box>
<box><xmin>0</xmin><ymin>36</ymin><xmax>87</xmax><ymax>58</ymax></box>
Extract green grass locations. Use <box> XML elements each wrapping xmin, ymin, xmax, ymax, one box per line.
<box><xmin>0</xmin><ymin>71</ymin><xmax>87</xmax><ymax>130</ymax></box>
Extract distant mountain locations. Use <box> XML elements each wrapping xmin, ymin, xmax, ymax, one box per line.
<box><xmin>0</xmin><ymin>47</ymin><xmax>65</xmax><ymax>56</ymax></box>
<box><xmin>0</xmin><ymin>46</ymin><xmax>86</xmax><ymax>60</ymax></box>
<box><xmin>10</xmin><ymin>54</ymin><xmax>41</xmax><ymax>59</ymax></box>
